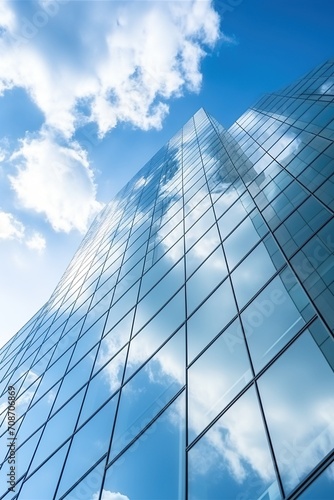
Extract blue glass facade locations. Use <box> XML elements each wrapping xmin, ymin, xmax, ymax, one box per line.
<box><xmin>0</xmin><ymin>60</ymin><xmax>333</xmax><ymax>500</ymax></box>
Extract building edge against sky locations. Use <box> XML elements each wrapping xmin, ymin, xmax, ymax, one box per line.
<box><xmin>0</xmin><ymin>60</ymin><xmax>333</xmax><ymax>499</ymax></box>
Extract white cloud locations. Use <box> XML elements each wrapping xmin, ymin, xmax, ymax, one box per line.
<box><xmin>9</xmin><ymin>131</ymin><xmax>103</xmax><ymax>233</ymax></box>
<box><xmin>0</xmin><ymin>0</ymin><xmax>15</xmax><ymax>32</ymax></box>
<box><xmin>26</xmin><ymin>231</ymin><xmax>46</xmax><ymax>253</ymax></box>
<box><xmin>93</xmin><ymin>490</ymin><xmax>129</xmax><ymax>500</ymax></box>
<box><xmin>0</xmin><ymin>139</ymin><xmax>9</xmax><ymax>162</ymax></box>
<box><xmin>0</xmin><ymin>210</ymin><xmax>24</xmax><ymax>240</ymax></box>
<box><xmin>0</xmin><ymin>210</ymin><xmax>47</xmax><ymax>255</ymax></box>
<box><xmin>0</xmin><ymin>0</ymin><xmax>220</xmax><ymax>137</ymax></box>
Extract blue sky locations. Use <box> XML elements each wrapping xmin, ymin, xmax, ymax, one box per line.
<box><xmin>0</xmin><ymin>0</ymin><xmax>333</xmax><ymax>348</ymax></box>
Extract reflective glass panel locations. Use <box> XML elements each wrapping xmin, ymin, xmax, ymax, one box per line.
<box><xmin>18</xmin><ymin>442</ymin><xmax>70</xmax><ymax>500</ymax></box>
<box><xmin>28</xmin><ymin>389</ymin><xmax>84</xmax><ymax>473</ymax></box>
<box><xmin>103</xmin><ymin>392</ymin><xmax>185</xmax><ymax>500</ymax></box>
<box><xmin>57</xmin><ymin>398</ymin><xmax>117</xmax><ymax>498</ymax></box>
<box><xmin>187</xmin><ymin>278</ymin><xmax>237</xmax><ymax>362</ymax></box>
<box><xmin>297</xmin><ymin>462</ymin><xmax>334</xmax><ymax>500</ymax></box>
<box><xmin>224</xmin><ymin>212</ymin><xmax>263</xmax><ymax>269</ymax></box>
<box><xmin>217</xmin><ymin>197</ymin><xmax>249</xmax><ymax>240</ymax></box>
<box><xmin>242</xmin><ymin>273</ymin><xmax>309</xmax><ymax>372</ymax></box>
<box><xmin>110</xmin><ymin>328</ymin><xmax>184</xmax><ymax>460</ymax></box>
<box><xmin>188</xmin><ymin>386</ymin><xmax>281</xmax><ymax>500</ymax></box>
<box><xmin>63</xmin><ymin>459</ymin><xmax>106</xmax><ymax>500</ymax></box>
<box><xmin>185</xmin><ymin>225</ymin><xmax>221</xmax><ymax>276</ymax></box>
<box><xmin>98</xmin><ymin>309</ymin><xmax>134</xmax><ymax>366</ymax></box>
<box><xmin>186</xmin><ymin>246</ymin><xmax>227</xmax><ymax>314</ymax></box>
<box><xmin>16</xmin><ymin>385</ymin><xmax>59</xmax><ymax>445</ymax></box>
<box><xmin>232</xmin><ymin>241</ymin><xmax>279</xmax><ymax>309</ymax></box>
<box><xmin>135</xmin><ymin>260</ymin><xmax>184</xmax><ymax>330</ymax></box>
<box><xmin>51</xmin><ymin>346</ymin><xmax>98</xmax><ymax>414</ymax></box>
<box><xmin>258</xmin><ymin>330</ymin><xmax>334</xmax><ymax>494</ymax></box>
<box><xmin>0</xmin><ymin>428</ymin><xmax>43</xmax><ymax>489</ymax></box>
<box><xmin>79</xmin><ymin>348</ymin><xmax>125</xmax><ymax>425</ymax></box>
<box><xmin>188</xmin><ymin>319</ymin><xmax>252</xmax><ymax>442</ymax></box>
<box><xmin>126</xmin><ymin>291</ymin><xmax>185</xmax><ymax>379</ymax></box>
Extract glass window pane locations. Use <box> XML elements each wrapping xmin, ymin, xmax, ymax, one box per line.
<box><xmin>141</xmin><ymin>251</ymin><xmax>176</xmax><ymax>296</ymax></box>
<box><xmin>187</xmin><ymin>278</ymin><xmax>237</xmax><ymax>362</ymax></box>
<box><xmin>110</xmin><ymin>329</ymin><xmax>184</xmax><ymax>461</ymax></box>
<box><xmin>258</xmin><ymin>330</ymin><xmax>334</xmax><ymax>495</ymax></box>
<box><xmin>103</xmin><ymin>392</ymin><xmax>185</xmax><ymax>500</ymax></box>
<box><xmin>57</xmin><ymin>399</ymin><xmax>117</xmax><ymax>498</ymax></box>
<box><xmin>18</xmin><ymin>442</ymin><xmax>70</xmax><ymax>500</ymax></box>
<box><xmin>217</xmin><ymin>197</ymin><xmax>249</xmax><ymax>240</ymax></box>
<box><xmin>224</xmin><ymin>213</ymin><xmax>263</xmax><ymax>269</ymax></box>
<box><xmin>188</xmin><ymin>319</ymin><xmax>252</xmax><ymax>442</ymax></box>
<box><xmin>213</xmin><ymin>182</ymin><xmax>245</xmax><ymax>220</ymax></box>
<box><xmin>298</xmin><ymin>462</ymin><xmax>334</xmax><ymax>500</ymax></box>
<box><xmin>136</xmin><ymin>260</ymin><xmax>184</xmax><ymax>329</ymax></box>
<box><xmin>0</xmin><ymin>428</ymin><xmax>43</xmax><ymax>490</ymax></box>
<box><xmin>107</xmin><ymin>281</ymin><xmax>140</xmax><ymax>329</ymax></box>
<box><xmin>126</xmin><ymin>291</ymin><xmax>185</xmax><ymax>379</ymax></box>
<box><xmin>187</xmin><ymin>246</ymin><xmax>227</xmax><ymax>314</ymax></box>
<box><xmin>62</xmin><ymin>460</ymin><xmax>105</xmax><ymax>499</ymax></box>
<box><xmin>188</xmin><ymin>386</ymin><xmax>282</xmax><ymax>500</ymax></box>
<box><xmin>79</xmin><ymin>348</ymin><xmax>126</xmax><ymax>426</ymax></box>
<box><xmin>69</xmin><ymin>313</ymin><xmax>106</xmax><ymax>369</ymax></box>
<box><xmin>95</xmin><ymin>311</ymin><xmax>134</xmax><ymax>371</ymax></box>
<box><xmin>28</xmin><ymin>389</ymin><xmax>84</xmax><ymax>473</ymax></box>
<box><xmin>185</xmin><ymin>201</ymin><xmax>215</xmax><ymax>239</ymax></box>
<box><xmin>17</xmin><ymin>384</ymin><xmax>60</xmax><ymax>445</ymax></box>
<box><xmin>185</xmin><ymin>225</ymin><xmax>221</xmax><ymax>276</ymax></box>
<box><xmin>51</xmin><ymin>346</ymin><xmax>98</xmax><ymax>414</ymax></box>
<box><xmin>232</xmin><ymin>241</ymin><xmax>279</xmax><ymax>309</ymax></box>
<box><xmin>242</xmin><ymin>272</ymin><xmax>311</xmax><ymax>372</ymax></box>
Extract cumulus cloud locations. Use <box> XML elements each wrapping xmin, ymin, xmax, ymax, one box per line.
<box><xmin>26</xmin><ymin>231</ymin><xmax>46</xmax><ymax>253</ymax></box>
<box><xmin>9</xmin><ymin>131</ymin><xmax>102</xmax><ymax>233</ymax></box>
<box><xmin>0</xmin><ymin>0</ymin><xmax>220</xmax><ymax>137</ymax></box>
<box><xmin>0</xmin><ymin>210</ymin><xmax>24</xmax><ymax>240</ymax></box>
<box><xmin>0</xmin><ymin>209</ymin><xmax>47</xmax><ymax>253</ymax></box>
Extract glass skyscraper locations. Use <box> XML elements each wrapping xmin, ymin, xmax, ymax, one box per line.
<box><xmin>0</xmin><ymin>60</ymin><xmax>333</xmax><ymax>500</ymax></box>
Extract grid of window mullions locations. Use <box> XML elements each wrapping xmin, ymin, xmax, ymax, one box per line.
<box><xmin>89</xmin><ymin>142</ymin><xmax>184</xmax><ymax>500</ymax></box>
<box><xmin>224</xmin><ymin>112</ymin><xmax>334</xmax><ymax>337</ymax></box>
<box><xmin>56</xmin><ymin>303</ymin><xmax>327</xmax><ymax>500</ymax></box>
<box><xmin>256</xmin><ymin>97</ymin><xmax>334</xmax><ymax>139</ymax></box>
<box><xmin>36</xmin><ymin>141</ymin><xmax>180</xmax><ymax>496</ymax></box>
<box><xmin>232</xmin><ymin>121</ymin><xmax>334</xmax><ymax>218</ymax></box>
<box><xmin>192</xmin><ymin>112</ymin><xmax>287</xmax><ymax>498</ymax></box>
<box><xmin>12</xmin><ymin>155</ymin><xmax>161</xmax><ymax>499</ymax></box>
<box><xmin>0</xmin><ymin>223</ymin><xmax>302</xmax><ymax>476</ymax></box>
<box><xmin>1</xmin><ymin>67</ymin><xmax>334</xmax><ymax>500</ymax></box>
<box><xmin>198</xmin><ymin>111</ymin><xmax>334</xmax><ymax>500</ymax></box>
<box><xmin>0</xmin><ymin>167</ymin><xmax>155</xmax><ymax>480</ymax></box>
<box><xmin>0</xmin><ymin>308</ymin><xmax>43</xmax><ymax>366</ymax></box>
<box><xmin>34</xmin><ymin>145</ymin><xmax>172</xmax><ymax>496</ymax></box>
